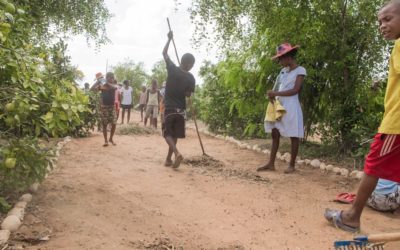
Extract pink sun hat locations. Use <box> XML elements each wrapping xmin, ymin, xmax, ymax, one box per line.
<box><xmin>271</xmin><ymin>43</ymin><xmax>300</xmax><ymax>60</ymax></box>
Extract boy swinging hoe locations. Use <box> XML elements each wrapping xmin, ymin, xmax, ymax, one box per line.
<box><xmin>162</xmin><ymin>31</ymin><xmax>196</xmax><ymax>168</ymax></box>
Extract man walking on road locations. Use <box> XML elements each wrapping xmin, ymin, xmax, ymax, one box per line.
<box><xmin>162</xmin><ymin>31</ymin><xmax>196</xmax><ymax>168</ymax></box>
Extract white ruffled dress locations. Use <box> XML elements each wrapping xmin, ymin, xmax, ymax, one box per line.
<box><xmin>264</xmin><ymin>66</ymin><xmax>306</xmax><ymax>138</ymax></box>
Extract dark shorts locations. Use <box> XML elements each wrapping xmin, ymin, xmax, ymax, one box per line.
<box><xmin>162</xmin><ymin>109</ymin><xmax>185</xmax><ymax>138</ymax></box>
<box><xmin>121</xmin><ymin>104</ymin><xmax>133</xmax><ymax>110</ymax></box>
<box><xmin>139</xmin><ymin>104</ymin><xmax>146</xmax><ymax>111</ymax></box>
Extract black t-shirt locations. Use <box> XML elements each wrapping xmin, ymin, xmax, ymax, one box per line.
<box><xmin>101</xmin><ymin>85</ymin><xmax>116</xmax><ymax>106</ymax></box>
<box><xmin>164</xmin><ymin>58</ymin><xmax>195</xmax><ymax>110</ymax></box>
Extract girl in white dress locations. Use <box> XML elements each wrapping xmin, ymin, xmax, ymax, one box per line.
<box><xmin>257</xmin><ymin>43</ymin><xmax>306</xmax><ymax>174</ymax></box>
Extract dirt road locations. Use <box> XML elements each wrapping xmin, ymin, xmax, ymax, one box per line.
<box><xmin>9</xmin><ymin>118</ymin><xmax>400</xmax><ymax>249</ymax></box>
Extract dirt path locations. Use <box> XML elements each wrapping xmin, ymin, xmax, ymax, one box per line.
<box><xmin>9</xmin><ymin>115</ymin><xmax>400</xmax><ymax>249</ymax></box>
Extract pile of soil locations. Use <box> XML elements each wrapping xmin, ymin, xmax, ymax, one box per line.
<box><xmin>130</xmin><ymin>237</ymin><xmax>179</xmax><ymax>250</ymax></box>
<box><xmin>117</xmin><ymin>124</ymin><xmax>157</xmax><ymax>136</ymax></box>
<box><xmin>184</xmin><ymin>155</ymin><xmax>269</xmax><ymax>184</ymax></box>
<box><xmin>183</xmin><ymin>155</ymin><xmax>224</xmax><ymax>169</ymax></box>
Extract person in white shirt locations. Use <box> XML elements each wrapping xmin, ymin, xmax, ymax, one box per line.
<box><xmin>120</xmin><ymin>80</ymin><xmax>134</xmax><ymax>124</ymax></box>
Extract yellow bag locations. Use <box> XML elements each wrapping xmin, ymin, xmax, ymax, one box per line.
<box><xmin>264</xmin><ymin>99</ymin><xmax>286</xmax><ymax>122</ymax></box>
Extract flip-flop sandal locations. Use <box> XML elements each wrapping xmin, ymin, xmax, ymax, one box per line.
<box><xmin>103</xmin><ymin>143</ymin><xmax>109</xmax><ymax>147</ymax></box>
<box><xmin>173</xmin><ymin>155</ymin><xmax>183</xmax><ymax>169</ymax></box>
<box><xmin>334</xmin><ymin>193</ymin><xmax>356</xmax><ymax>204</ymax></box>
<box><xmin>324</xmin><ymin>208</ymin><xmax>360</xmax><ymax>233</ymax></box>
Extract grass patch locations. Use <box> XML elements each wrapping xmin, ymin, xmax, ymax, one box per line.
<box><xmin>116</xmin><ymin>124</ymin><xmax>157</xmax><ymax>136</ymax></box>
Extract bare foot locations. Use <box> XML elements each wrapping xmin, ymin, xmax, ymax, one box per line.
<box><xmin>284</xmin><ymin>166</ymin><xmax>295</xmax><ymax>174</ymax></box>
<box><xmin>109</xmin><ymin>140</ymin><xmax>116</xmax><ymax>146</ymax></box>
<box><xmin>173</xmin><ymin>154</ymin><xmax>183</xmax><ymax>169</ymax></box>
<box><xmin>164</xmin><ymin>160</ymin><xmax>173</xmax><ymax>167</ymax></box>
<box><xmin>257</xmin><ymin>163</ymin><xmax>275</xmax><ymax>172</ymax></box>
<box><xmin>103</xmin><ymin>142</ymin><xmax>109</xmax><ymax>147</ymax></box>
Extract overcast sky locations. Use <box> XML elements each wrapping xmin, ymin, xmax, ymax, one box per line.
<box><xmin>67</xmin><ymin>0</ymin><xmax>217</xmax><ymax>86</ymax></box>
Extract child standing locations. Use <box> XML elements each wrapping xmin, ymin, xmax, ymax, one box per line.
<box><xmin>139</xmin><ymin>86</ymin><xmax>147</xmax><ymax>122</ymax></box>
<box><xmin>258</xmin><ymin>43</ymin><xmax>306</xmax><ymax>174</ymax></box>
<box><xmin>120</xmin><ymin>80</ymin><xmax>134</xmax><ymax>124</ymax></box>
<box><xmin>324</xmin><ymin>0</ymin><xmax>400</xmax><ymax>232</ymax></box>
<box><xmin>144</xmin><ymin>79</ymin><xmax>161</xmax><ymax>128</ymax></box>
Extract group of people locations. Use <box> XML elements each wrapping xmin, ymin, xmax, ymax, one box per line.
<box><xmin>84</xmin><ymin>0</ymin><xmax>399</xmax><ymax>235</ymax></box>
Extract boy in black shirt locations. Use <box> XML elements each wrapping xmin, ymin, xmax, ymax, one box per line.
<box><xmin>162</xmin><ymin>31</ymin><xmax>196</xmax><ymax>168</ymax></box>
<box><xmin>91</xmin><ymin>72</ymin><xmax>118</xmax><ymax>147</ymax></box>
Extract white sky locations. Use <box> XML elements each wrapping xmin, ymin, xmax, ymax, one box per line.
<box><xmin>67</xmin><ymin>0</ymin><xmax>217</xmax><ymax>86</ymax></box>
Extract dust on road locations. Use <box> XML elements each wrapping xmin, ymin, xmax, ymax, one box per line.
<box><xmin>7</xmin><ymin>118</ymin><xmax>400</xmax><ymax>250</ymax></box>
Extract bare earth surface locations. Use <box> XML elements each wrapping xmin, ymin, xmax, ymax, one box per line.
<box><xmin>8</xmin><ymin>115</ymin><xmax>400</xmax><ymax>249</ymax></box>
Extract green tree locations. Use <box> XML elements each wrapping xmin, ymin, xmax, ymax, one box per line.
<box><xmin>150</xmin><ymin>60</ymin><xmax>167</xmax><ymax>86</ymax></box>
<box><xmin>0</xmin><ymin>0</ymin><xmax>110</xmax><ymax>210</ymax></box>
<box><xmin>112</xmin><ymin>59</ymin><xmax>149</xmax><ymax>102</ymax></box>
<box><xmin>14</xmin><ymin>0</ymin><xmax>112</xmax><ymax>45</ymax></box>
<box><xmin>191</xmin><ymin>0</ymin><xmax>388</xmax><ymax>154</ymax></box>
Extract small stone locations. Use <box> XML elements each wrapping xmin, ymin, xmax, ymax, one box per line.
<box><xmin>252</xmin><ymin>145</ymin><xmax>259</xmax><ymax>151</ymax></box>
<box><xmin>56</xmin><ymin>144</ymin><xmax>63</xmax><ymax>150</ymax></box>
<box><xmin>297</xmin><ymin>160</ymin><xmax>305</xmax><ymax>166</ymax></box>
<box><xmin>325</xmin><ymin>165</ymin><xmax>334</xmax><ymax>171</ymax></box>
<box><xmin>19</xmin><ymin>193</ymin><xmax>33</xmax><ymax>203</ymax></box>
<box><xmin>283</xmin><ymin>153</ymin><xmax>291</xmax><ymax>163</ymax></box>
<box><xmin>356</xmin><ymin>171</ymin><xmax>364</xmax><ymax>179</ymax></box>
<box><xmin>246</xmin><ymin>145</ymin><xmax>252</xmax><ymax>150</ymax></box>
<box><xmin>29</xmin><ymin>183</ymin><xmax>40</xmax><ymax>193</ymax></box>
<box><xmin>340</xmin><ymin>168</ymin><xmax>350</xmax><ymax>177</ymax></box>
<box><xmin>7</xmin><ymin>207</ymin><xmax>24</xmax><ymax>221</ymax></box>
<box><xmin>350</xmin><ymin>170</ymin><xmax>358</xmax><ymax>178</ymax></box>
<box><xmin>239</xmin><ymin>144</ymin><xmax>247</xmax><ymax>150</ymax></box>
<box><xmin>256</xmin><ymin>148</ymin><xmax>262</xmax><ymax>153</ymax></box>
<box><xmin>1</xmin><ymin>215</ymin><xmax>21</xmax><ymax>232</ymax></box>
<box><xmin>320</xmin><ymin>164</ymin><xmax>326</xmax><ymax>171</ymax></box>
<box><xmin>263</xmin><ymin>149</ymin><xmax>270</xmax><ymax>155</ymax></box>
<box><xmin>333</xmin><ymin>167</ymin><xmax>341</xmax><ymax>174</ymax></box>
<box><xmin>310</xmin><ymin>159</ymin><xmax>321</xmax><ymax>168</ymax></box>
<box><xmin>305</xmin><ymin>159</ymin><xmax>311</xmax><ymax>165</ymax></box>
<box><xmin>14</xmin><ymin>201</ymin><xmax>27</xmax><ymax>209</ymax></box>
<box><xmin>0</xmin><ymin>230</ymin><xmax>10</xmax><ymax>245</ymax></box>
<box><xmin>277</xmin><ymin>152</ymin><xmax>282</xmax><ymax>158</ymax></box>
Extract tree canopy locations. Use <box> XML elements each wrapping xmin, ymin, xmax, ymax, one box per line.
<box><xmin>191</xmin><ymin>0</ymin><xmax>389</xmax><ymax>156</ymax></box>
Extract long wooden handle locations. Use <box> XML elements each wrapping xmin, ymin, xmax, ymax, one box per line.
<box><xmin>166</xmin><ymin>18</ymin><xmax>181</xmax><ymax>65</ymax></box>
<box><xmin>189</xmin><ymin>97</ymin><xmax>206</xmax><ymax>155</ymax></box>
<box><xmin>357</xmin><ymin>232</ymin><xmax>400</xmax><ymax>243</ymax></box>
